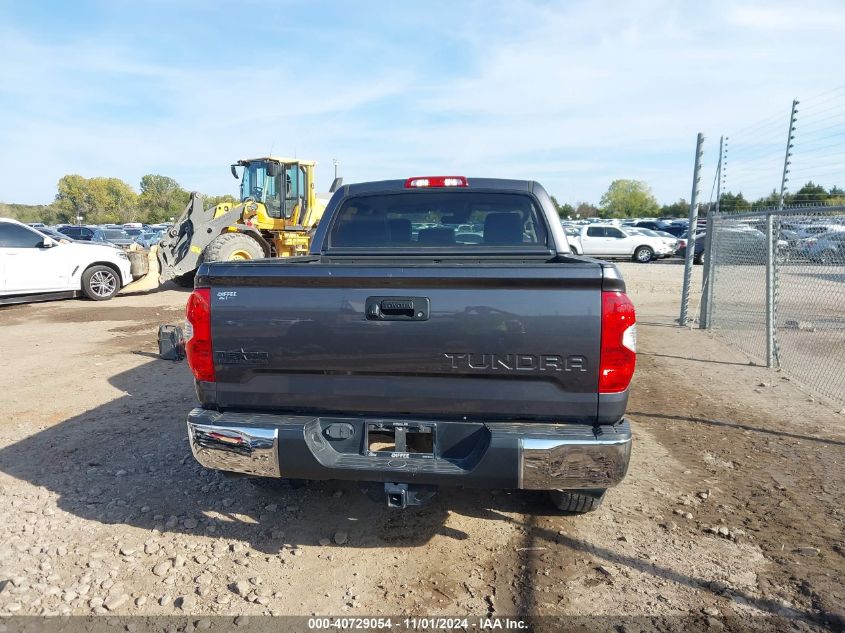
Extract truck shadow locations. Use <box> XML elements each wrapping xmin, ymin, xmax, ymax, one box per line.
<box><xmin>628</xmin><ymin>410</ymin><xmax>845</xmax><ymax>447</ymax></box>
<box><xmin>6</xmin><ymin>357</ymin><xmax>826</xmax><ymax>624</ymax></box>
<box><xmin>0</xmin><ymin>358</ymin><xmax>556</xmax><ymax>553</ymax></box>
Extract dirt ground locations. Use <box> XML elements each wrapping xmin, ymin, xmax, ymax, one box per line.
<box><xmin>0</xmin><ymin>262</ymin><xmax>843</xmax><ymax>632</ymax></box>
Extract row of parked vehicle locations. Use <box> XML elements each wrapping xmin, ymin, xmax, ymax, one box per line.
<box><xmin>676</xmin><ymin>219</ymin><xmax>845</xmax><ymax>266</ymax></box>
<box><xmin>561</xmin><ymin>216</ymin><xmax>845</xmax><ymax>265</ymax></box>
<box><xmin>768</xmin><ymin>221</ymin><xmax>845</xmax><ymax>263</ymax></box>
<box><xmin>26</xmin><ymin>222</ymin><xmax>171</xmax><ymax>251</ymax></box>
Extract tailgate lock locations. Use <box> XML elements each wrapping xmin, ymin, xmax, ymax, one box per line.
<box><xmin>366</xmin><ymin>296</ymin><xmax>430</xmax><ymax>321</ymax></box>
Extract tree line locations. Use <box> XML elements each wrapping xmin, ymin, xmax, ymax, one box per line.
<box><xmin>1</xmin><ymin>174</ymin><xmax>236</xmax><ymax>225</ymax></box>
<box><xmin>550</xmin><ymin>179</ymin><xmax>844</xmax><ymax>219</ymax></box>
<box><xmin>3</xmin><ymin>174</ymin><xmax>842</xmax><ymax>226</ymax></box>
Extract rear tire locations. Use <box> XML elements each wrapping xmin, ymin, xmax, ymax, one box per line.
<box><xmin>81</xmin><ymin>265</ymin><xmax>120</xmax><ymax>301</ymax></box>
<box><xmin>172</xmin><ymin>272</ymin><xmax>195</xmax><ymax>288</ymax></box>
<box><xmin>248</xmin><ymin>477</ymin><xmax>307</xmax><ymax>491</ymax></box>
<box><xmin>203</xmin><ymin>232</ymin><xmax>265</xmax><ymax>263</ymax></box>
<box><xmin>548</xmin><ymin>489</ymin><xmax>606</xmax><ymax>513</ymax></box>
<box><xmin>633</xmin><ymin>246</ymin><xmax>654</xmax><ymax>263</ymax></box>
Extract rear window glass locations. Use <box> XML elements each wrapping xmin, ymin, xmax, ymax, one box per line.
<box><xmin>328</xmin><ymin>192</ymin><xmax>548</xmax><ymax>249</ymax></box>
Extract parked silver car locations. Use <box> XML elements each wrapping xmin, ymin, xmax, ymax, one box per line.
<box><xmin>806</xmin><ymin>232</ymin><xmax>845</xmax><ymax>264</ymax></box>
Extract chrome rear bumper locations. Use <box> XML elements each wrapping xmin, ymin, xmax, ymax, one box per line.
<box><xmin>518</xmin><ymin>423</ymin><xmax>631</xmax><ymax>489</ymax></box>
<box><xmin>187</xmin><ymin>408</ymin><xmax>631</xmax><ymax>490</ymax></box>
<box><xmin>189</xmin><ymin>416</ymin><xmax>281</xmax><ymax>478</ymax></box>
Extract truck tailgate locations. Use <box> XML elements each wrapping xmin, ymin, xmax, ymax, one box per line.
<box><xmin>205</xmin><ymin>262</ymin><xmax>603</xmax><ymax>423</ymax></box>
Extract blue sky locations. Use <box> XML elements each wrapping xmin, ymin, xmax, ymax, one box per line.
<box><xmin>2</xmin><ymin>0</ymin><xmax>844</xmax><ymax>206</ymax></box>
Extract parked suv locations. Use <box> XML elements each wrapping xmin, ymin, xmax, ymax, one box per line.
<box><xmin>57</xmin><ymin>225</ymin><xmax>96</xmax><ymax>241</ymax></box>
<box><xmin>92</xmin><ymin>228</ymin><xmax>139</xmax><ymax>250</ymax></box>
<box><xmin>0</xmin><ymin>218</ymin><xmax>132</xmax><ymax>303</ymax></box>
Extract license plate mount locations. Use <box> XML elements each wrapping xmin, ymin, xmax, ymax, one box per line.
<box><xmin>364</xmin><ymin>421</ymin><xmax>436</xmax><ymax>459</ymax></box>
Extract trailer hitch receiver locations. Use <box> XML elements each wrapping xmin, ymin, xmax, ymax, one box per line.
<box><xmin>384</xmin><ymin>483</ymin><xmax>436</xmax><ymax>509</ymax></box>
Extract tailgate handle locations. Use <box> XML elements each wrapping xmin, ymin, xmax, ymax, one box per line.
<box><xmin>366</xmin><ymin>296</ymin><xmax>430</xmax><ymax>321</ymax></box>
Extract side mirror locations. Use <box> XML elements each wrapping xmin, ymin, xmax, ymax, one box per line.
<box><xmin>41</xmin><ymin>237</ymin><xmax>57</xmax><ymax>248</ymax></box>
<box><xmin>230</xmin><ymin>164</ymin><xmax>239</xmax><ymax>179</ymax></box>
<box><xmin>329</xmin><ymin>177</ymin><xmax>343</xmax><ymax>193</ymax></box>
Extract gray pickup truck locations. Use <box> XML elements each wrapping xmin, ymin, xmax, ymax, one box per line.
<box><xmin>184</xmin><ymin>176</ymin><xmax>636</xmax><ymax>512</ymax></box>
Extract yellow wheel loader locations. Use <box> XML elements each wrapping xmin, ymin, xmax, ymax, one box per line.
<box><xmin>156</xmin><ymin>157</ymin><xmax>341</xmax><ymax>287</ymax></box>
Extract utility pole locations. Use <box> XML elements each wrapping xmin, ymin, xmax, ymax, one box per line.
<box><xmin>680</xmin><ymin>133</ymin><xmax>704</xmax><ymax>326</ymax></box>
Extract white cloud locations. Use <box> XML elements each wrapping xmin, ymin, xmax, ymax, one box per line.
<box><xmin>727</xmin><ymin>3</ymin><xmax>845</xmax><ymax>30</ymax></box>
<box><xmin>1</xmin><ymin>0</ymin><xmax>844</xmax><ymax>205</ymax></box>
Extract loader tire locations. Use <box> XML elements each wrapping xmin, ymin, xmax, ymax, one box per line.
<box><xmin>548</xmin><ymin>489</ymin><xmax>606</xmax><ymax>514</ymax></box>
<box><xmin>203</xmin><ymin>232</ymin><xmax>265</xmax><ymax>263</ymax></box>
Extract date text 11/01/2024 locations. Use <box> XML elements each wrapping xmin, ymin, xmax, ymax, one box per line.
<box><xmin>307</xmin><ymin>617</ymin><xmax>529</xmax><ymax>629</ymax></box>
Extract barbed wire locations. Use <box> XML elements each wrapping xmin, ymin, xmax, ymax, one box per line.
<box><xmin>718</xmin><ymin>88</ymin><xmax>845</xmax><ymax>209</ymax></box>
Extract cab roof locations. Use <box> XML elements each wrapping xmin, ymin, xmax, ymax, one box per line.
<box><xmin>236</xmin><ymin>157</ymin><xmax>317</xmax><ymax>166</ymax></box>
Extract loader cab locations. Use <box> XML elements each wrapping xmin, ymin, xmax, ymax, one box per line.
<box><xmin>235</xmin><ymin>158</ymin><xmax>311</xmax><ymax>224</ymax></box>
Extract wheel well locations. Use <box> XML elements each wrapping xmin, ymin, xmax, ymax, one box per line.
<box><xmin>82</xmin><ymin>261</ymin><xmax>124</xmax><ymax>289</ymax></box>
<box><xmin>227</xmin><ymin>228</ymin><xmax>272</xmax><ymax>257</ymax></box>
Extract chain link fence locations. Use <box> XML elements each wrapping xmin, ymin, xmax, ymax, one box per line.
<box><xmin>703</xmin><ymin>206</ymin><xmax>845</xmax><ymax>406</ymax></box>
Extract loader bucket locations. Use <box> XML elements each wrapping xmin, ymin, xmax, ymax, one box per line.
<box><xmin>157</xmin><ymin>193</ymin><xmax>207</xmax><ymax>283</ymax></box>
<box><xmin>120</xmin><ymin>246</ymin><xmax>162</xmax><ymax>294</ymax></box>
<box><xmin>156</xmin><ymin>192</ymin><xmax>244</xmax><ymax>285</ymax></box>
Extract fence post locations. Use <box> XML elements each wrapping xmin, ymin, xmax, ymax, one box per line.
<box><xmin>699</xmin><ymin>213</ymin><xmax>716</xmax><ymax>328</ymax></box>
<box><xmin>767</xmin><ymin>99</ymin><xmax>798</xmax><ymax>367</ymax></box>
<box><xmin>680</xmin><ymin>132</ymin><xmax>704</xmax><ymax>326</ymax></box>
<box><xmin>778</xmin><ymin>99</ymin><xmax>799</xmax><ymax>211</ymax></box>
<box><xmin>765</xmin><ymin>211</ymin><xmax>775</xmax><ymax>367</ymax></box>
<box><xmin>699</xmin><ymin>135</ymin><xmax>724</xmax><ymax>330</ymax></box>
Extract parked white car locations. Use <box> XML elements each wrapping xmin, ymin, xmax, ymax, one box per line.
<box><xmin>627</xmin><ymin>227</ymin><xmax>680</xmax><ymax>257</ymax></box>
<box><xmin>794</xmin><ymin>224</ymin><xmax>845</xmax><ymax>239</ymax></box>
<box><xmin>569</xmin><ymin>224</ymin><xmax>671</xmax><ymax>262</ymax></box>
<box><xmin>0</xmin><ymin>218</ymin><xmax>133</xmax><ymax>303</ymax></box>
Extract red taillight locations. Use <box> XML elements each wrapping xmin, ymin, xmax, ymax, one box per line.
<box><xmin>185</xmin><ymin>288</ymin><xmax>215</xmax><ymax>382</ymax></box>
<box><xmin>404</xmin><ymin>176</ymin><xmax>468</xmax><ymax>188</ymax></box>
<box><xmin>599</xmin><ymin>290</ymin><xmax>636</xmax><ymax>394</ymax></box>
